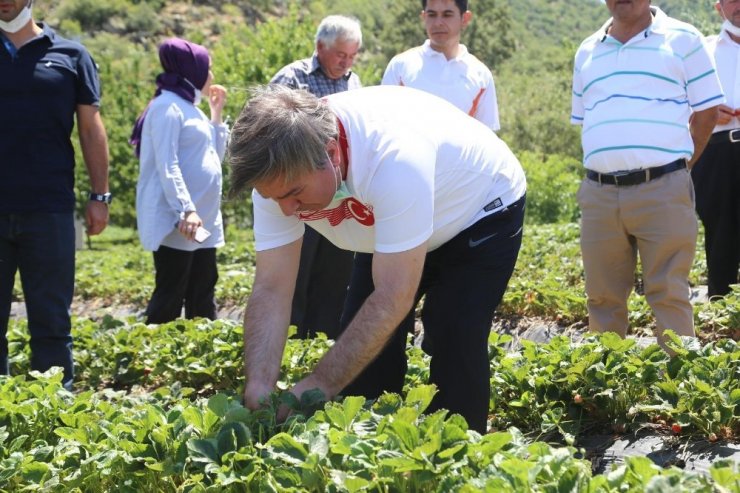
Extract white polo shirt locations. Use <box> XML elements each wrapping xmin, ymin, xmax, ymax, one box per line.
<box><xmin>381</xmin><ymin>40</ymin><xmax>500</xmax><ymax>131</ymax></box>
<box><xmin>571</xmin><ymin>7</ymin><xmax>724</xmax><ymax>172</ymax></box>
<box><xmin>706</xmin><ymin>28</ymin><xmax>740</xmax><ymax>133</ymax></box>
<box><xmin>252</xmin><ymin>86</ymin><xmax>525</xmax><ymax>254</ymax></box>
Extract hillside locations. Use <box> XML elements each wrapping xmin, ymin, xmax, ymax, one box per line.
<box><xmin>28</xmin><ymin>0</ymin><xmax>724</xmax><ymax>229</ymax></box>
<box><xmin>35</xmin><ymin>0</ymin><xmax>721</xmax><ymax>48</ymax></box>
<box><xmin>502</xmin><ymin>0</ymin><xmax>719</xmax><ymax>48</ymax></box>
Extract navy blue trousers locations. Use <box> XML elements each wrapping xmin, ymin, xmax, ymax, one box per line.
<box><xmin>0</xmin><ymin>213</ymin><xmax>75</xmax><ymax>390</ymax></box>
<box><xmin>338</xmin><ymin>196</ymin><xmax>525</xmax><ymax>433</ymax></box>
<box><xmin>291</xmin><ymin>227</ymin><xmax>354</xmax><ymax>339</ymax></box>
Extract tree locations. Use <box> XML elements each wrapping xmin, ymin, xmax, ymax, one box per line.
<box><xmin>463</xmin><ymin>0</ymin><xmax>516</xmax><ymax>69</ymax></box>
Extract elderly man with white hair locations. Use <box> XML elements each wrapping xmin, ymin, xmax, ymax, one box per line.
<box><xmin>270</xmin><ymin>15</ymin><xmax>363</xmax><ymax>340</ymax></box>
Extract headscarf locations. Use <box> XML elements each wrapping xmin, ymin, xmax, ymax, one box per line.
<box><xmin>130</xmin><ymin>38</ymin><xmax>211</xmax><ymax>157</ymax></box>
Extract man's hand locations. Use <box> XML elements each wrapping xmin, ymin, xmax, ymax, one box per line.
<box><xmin>717</xmin><ymin>104</ymin><xmax>736</xmax><ymax>126</ymax></box>
<box><xmin>303</xmin><ymin>243</ymin><xmax>427</xmax><ymax>398</ymax></box>
<box><xmin>275</xmin><ymin>376</ymin><xmax>328</xmax><ymax>422</ymax></box>
<box><xmin>243</xmin><ymin>380</ymin><xmax>275</xmax><ymax>411</ymax></box>
<box><xmin>85</xmin><ymin>201</ymin><xmax>109</xmax><ymax>235</ymax></box>
<box><xmin>241</xmin><ymin>240</ymin><xmax>302</xmax><ymax>413</ymax></box>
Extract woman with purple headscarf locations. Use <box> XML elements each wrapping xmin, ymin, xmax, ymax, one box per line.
<box><xmin>132</xmin><ymin>38</ymin><xmax>229</xmax><ymax>324</ymax></box>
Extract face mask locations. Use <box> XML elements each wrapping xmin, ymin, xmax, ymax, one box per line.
<box><xmin>192</xmin><ymin>88</ymin><xmax>202</xmax><ymax>105</ymax></box>
<box><xmin>722</xmin><ymin>19</ymin><xmax>740</xmax><ymax>38</ymax></box>
<box><xmin>0</xmin><ymin>4</ymin><xmax>32</xmax><ymax>33</ymax></box>
<box><xmin>328</xmin><ymin>163</ymin><xmax>351</xmax><ymax>204</ymax></box>
<box><xmin>333</xmin><ymin>180</ymin><xmax>351</xmax><ymax>201</ymax></box>
<box><xmin>297</xmin><ymin>164</ymin><xmax>350</xmax><ymax>217</ymax></box>
<box><xmin>182</xmin><ymin>77</ymin><xmax>203</xmax><ymax>105</ymax></box>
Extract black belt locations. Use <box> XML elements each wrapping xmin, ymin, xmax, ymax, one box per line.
<box><xmin>708</xmin><ymin>129</ymin><xmax>740</xmax><ymax>145</ymax></box>
<box><xmin>586</xmin><ymin>159</ymin><xmax>686</xmax><ymax>187</ymax></box>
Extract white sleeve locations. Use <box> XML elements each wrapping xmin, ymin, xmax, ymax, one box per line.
<box><xmin>571</xmin><ymin>52</ymin><xmax>585</xmax><ymax>126</ymax></box>
<box><xmin>684</xmin><ymin>33</ymin><xmax>725</xmax><ymax>112</ymax></box>
<box><xmin>475</xmin><ymin>71</ymin><xmax>501</xmax><ymax>131</ymax></box>
<box><xmin>365</xmin><ymin>144</ymin><xmax>436</xmax><ymax>253</ymax></box>
<box><xmin>252</xmin><ymin>189</ymin><xmax>304</xmax><ymax>251</ymax></box>
<box><xmin>212</xmin><ymin>122</ymin><xmax>230</xmax><ymax>161</ymax></box>
<box><xmin>147</xmin><ymin>102</ymin><xmax>197</xmax><ymax>213</ymax></box>
<box><xmin>381</xmin><ymin>56</ymin><xmax>401</xmax><ymax>86</ymax></box>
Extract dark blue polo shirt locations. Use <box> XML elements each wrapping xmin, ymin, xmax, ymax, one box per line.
<box><xmin>0</xmin><ymin>23</ymin><xmax>101</xmax><ymax>213</ymax></box>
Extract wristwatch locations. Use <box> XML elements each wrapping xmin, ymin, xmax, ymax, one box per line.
<box><xmin>89</xmin><ymin>192</ymin><xmax>113</xmax><ymax>204</ymax></box>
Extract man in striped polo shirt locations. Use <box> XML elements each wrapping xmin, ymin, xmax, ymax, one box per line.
<box><xmin>691</xmin><ymin>0</ymin><xmax>740</xmax><ymax>299</ymax></box>
<box><xmin>571</xmin><ymin>0</ymin><xmax>723</xmax><ymax>347</ymax></box>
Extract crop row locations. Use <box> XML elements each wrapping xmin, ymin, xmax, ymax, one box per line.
<box><xmin>2</xmin><ymin>317</ymin><xmax>738</xmax><ymax>491</ymax></box>
<box><xmin>69</xmin><ymin>224</ymin><xmax>740</xmax><ymax>341</ymax></box>
<box><xmin>8</xmin><ymin>318</ymin><xmax>739</xmax><ymax>443</ymax></box>
<box><xmin>0</xmin><ymin>369</ymin><xmax>738</xmax><ymax>492</ymax></box>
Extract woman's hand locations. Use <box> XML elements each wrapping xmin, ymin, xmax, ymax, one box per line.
<box><xmin>209</xmin><ymin>84</ymin><xmax>227</xmax><ymax>124</ymax></box>
<box><xmin>177</xmin><ymin>211</ymin><xmax>203</xmax><ymax>241</ymax></box>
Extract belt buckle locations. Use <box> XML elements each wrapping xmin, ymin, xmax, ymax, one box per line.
<box><xmin>730</xmin><ymin>129</ymin><xmax>740</xmax><ymax>143</ymax></box>
<box><xmin>612</xmin><ymin>170</ymin><xmax>631</xmax><ymax>186</ymax></box>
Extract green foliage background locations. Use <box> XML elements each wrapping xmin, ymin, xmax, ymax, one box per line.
<box><xmin>34</xmin><ymin>0</ymin><xmax>721</xmax><ymax>229</ymax></box>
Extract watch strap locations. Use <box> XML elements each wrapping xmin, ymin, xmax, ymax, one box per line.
<box><xmin>89</xmin><ymin>192</ymin><xmax>112</xmax><ymax>204</ymax></box>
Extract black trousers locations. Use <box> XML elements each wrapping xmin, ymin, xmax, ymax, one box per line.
<box><xmin>692</xmin><ymin>139</ymin><xmax>740</xmax><ymax>297</ymax></box>
<box><xmin>338</xmin><ymin>196</ymin><xmax>525</xmax><ymax>433</ymax></box>
<box><xmin>291</xmin><ymin>227</ymin><xmax>354</xmax><ymax>339</ymax></box>
<box><xmin>146</xmin><ymin>246</ymin><xmax>218</xmax><ymax>324</ymax></box>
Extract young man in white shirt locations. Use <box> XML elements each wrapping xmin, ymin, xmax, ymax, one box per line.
<box><xmin>228</xmin><ymin>85</ymin><xmax>526</xmax><ymax>433</ymax></box>
<box><xmin>382</xmin><ymin>0</ymin><xmax>500</xmax><ymax>131</ymax></box>
<box><xmin>691</xmin><ymin>0</ymin><xmax>740</xmax><ymax>298</ymax></box>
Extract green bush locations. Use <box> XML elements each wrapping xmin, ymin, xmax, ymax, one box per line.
<box><xmin>54</xmin><ymin>0</ymin><xmax>717</xmax><ymax>233</ymax></box>
<box><xmin>73</xmin><ymin>35</ymin><xmax>158</xmax><ymax>228</ymax></box>
<box><xmin>57</xmin><ymin>0</ymin><xmax>129</xmax><ymax>31</ymax></box>
<box><xmin>123</xmin><ymin>2</ymin><xmax>162</xmax><ymax>34</ymax></box>
<box><xmin>497</xmin><ymin>42</ymin><xmax>583</xmax><ymax>161</ymax></box>
<box><xmin>519</xmin><ymin>151</ymin><xmax>582</xmax><ymax>225</ymax></box>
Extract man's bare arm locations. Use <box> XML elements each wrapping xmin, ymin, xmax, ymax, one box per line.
<box><xmin>77</xmin><ymin>104</ymin><xmax>110</xmax><ymax>235</ymax></box>
<box><xmin>291</xmin><ymin>242</ymin><xmax>427</xmax><ymax>399</ymax></box>
<box><xmin>243</xmin><ymin>238</ymin><xmax>302</xmax><ymax>409</ymax></box>
<box><xmin>688</xmin><ymin>106</ymin><xmax>720</xmax><ymax>168</ymax></box>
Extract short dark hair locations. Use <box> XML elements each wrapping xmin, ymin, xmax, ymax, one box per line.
<box><xmin>421</xmin><ymin>0</ymin><xmax>468</xmax><ymax>13</ymax></box>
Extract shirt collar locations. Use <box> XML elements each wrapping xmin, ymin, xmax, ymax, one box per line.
<box><xmin>0</xmin><ymin>22</ymin><xmax>53</xmax><ymax>57</ymax></box>
<box><xmin>599</xmin><ymin>6</ymin><xmax>666</xmax><ymax>43</ymax></box>
<box><xmin>647</xmin><ymin>6</ymin><xmax>669</xmax><ymax>35</ymax></box>
<box><xmin>39</xmin><ymin>22</ymin><xmax>56</xmax><ymax>41</ymax></box>
<box><xmin>310</xmin><ymin>53</ymin><xmax>353</xmax><ymax>81</ymax></box>
<box><xmin>717</xmin><ymin>25</ymin><xmax>740</xmax><ymax>45</ymax></box>
<box><xmin>420</xmin><ymin>39</ymin><xmax>468</xmax><ymax>61</ymax></box>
